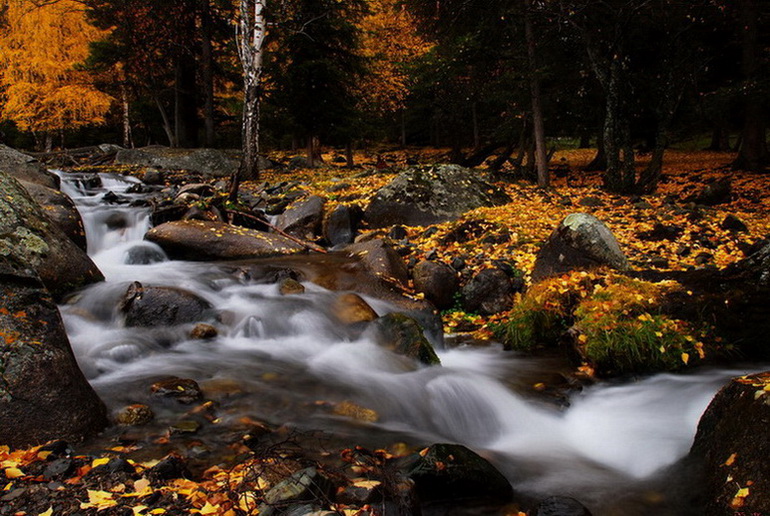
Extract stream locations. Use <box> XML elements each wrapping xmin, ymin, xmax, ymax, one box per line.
<box><xmin>56</xmin><ymin>171</ymin><xmax>762</xmax><ymax>515</ymax></box>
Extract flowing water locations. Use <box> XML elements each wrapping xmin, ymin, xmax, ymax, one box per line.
<box><xmin>56</xmin><ymin>171</ymin><xmax>763</xmax><ymax>515</ymax></box>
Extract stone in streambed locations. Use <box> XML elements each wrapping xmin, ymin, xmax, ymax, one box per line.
<box><xmin>371</xmin><ymin>313</ymin><xmax>440</xmax><ymax>365</ymax></box>
<box><xmin>190</xmin><ymin>323</ymin><xmax>218</xmax><ymax>340</ymax></box>
<box><xmin>536</xmin><ymin>496</ymin><xmax>593</xmax><ymax>516</ymax></box>
<box><xmin>116</xmin><ymin>404</ymin><xmax>154</xmax><ymax>426</ymax></box>
<box><xmin>279</xmin><ymin>278</ymin><xmax>306</xmax><ymax>295</ymax></box>
<box><xmin>119</xmin><ymin>281</ymin><xmax>211</xmax><ymax>327</ymax></box>
<box><xmin>145</xmin><ymin>220</ymin><xmax>305</xmax><ymax>261</ymax></box>
<box><xmin>330</xmin><ymin>293</ymin><xmax>378</xmax><ymax>325</ymax></box>
<box><xmin>150</xmin><ymin>377</ymin><xmax>202</xmax><ymax>404</ymax></box>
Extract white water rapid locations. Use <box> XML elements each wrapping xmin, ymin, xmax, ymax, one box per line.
<box><xmin>55</xmin><ymin>171</ymin><xmax>763</xmax><ymax>515</ymax></box>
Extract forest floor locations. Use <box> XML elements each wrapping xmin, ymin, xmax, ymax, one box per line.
<box><xmin>3</xmin><ymin>148</ymin><xmax>768</xmax><ymax>516</ymax></box>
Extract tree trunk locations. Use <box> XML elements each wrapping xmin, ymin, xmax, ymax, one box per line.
<box><xmin>154</xmin><ymin>95</ymin><xmax>177</xmax><ymax>147</ymax></box>
<box><xmin>174</xmin><ymin>55</ymin><xmax>199</xmax><ymax>148</ymax></box>
<box><xmin>121</xmin><ymin>84</ymin><xmax>133</xmax><ymax>148</ymax></box>
<box><xmin>524</xmin><ymin>0</ymin><xmax>549</xmax><ymax>188</ymax></box>
<box><xmin>472</xmin><ymin>101</ymin><xmax>480</xmax><ymax>149</ymax></box>
<box><xmin>241</xmin><ymin>81</ymin><xmax>261</xmax><ymax>180</ymax></box>
<box><xmin>585</xmin><ymin>133</ymin><xmax>606</xmax><ymax>171</ymax></box>
<box><xmin>201</xmin><ymin>0</ymin><xmax>216</xmax><ymax>147</ymax></box>
<box><xmin>707</xmin><ymin>125</ymin><xmax>730</xmax><ymax>151</ymax></box>
<box><xmin>400</xmin><ymin>109</ymin><xmax>407</xmax><ymax>147</ymax></box>
<box><xmin>733</xmin><ymin>0</ymin><xmax>769</xmax><ymax>171</ymax></box>
<box><xmin>346</xmin><ymin>141</ymin><xmax>354</xmax><ymax>168</ymax></box>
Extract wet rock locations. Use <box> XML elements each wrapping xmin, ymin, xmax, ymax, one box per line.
<box><xmin>346</xmin><ymin>239</ymin><xmax>409</xmax><ymax>288</ymax></box>
<box><xmin>145</xmin><ymin>220</ymin><xmax>305</xmax><ymax>261</ymax></box>
<box><xmin>20</xmin><ymin>180</ymin><xmax>87</xmax><ymax>251</ymax></box>
<box><xmin>141</xmin><ymin>168</ymin><xmax>163</xmax><ymax>185</ymax></box>
<box><xmin>119</xmin><ymin>281</ymin><xmax>211</xmax><ymax>327</ymax></box>
<box><xmin>263</xmin><ymin>467</ymin><xmax>335</xmax><ymax>507</ymax></box>
<box><xmin>43</xmin><ymin>459</ymin><xmax>74</xmax><ymax>480</ymax></box>
<box><xmin>686</xmin><ymin>178</ymin><xmax>732</xmax><ymax>206</ymax></box>
<box><xmin>0</xmin><ymin>171</ymin><xmax>103</xmax><ymax>298</ymax></box>
<box><xmin>364</xmin><ymin>165</ymin><xmax>511</xmax><ymax>227</ymax></box>
<box><xmin>330</xmin><ymin>293</ymin><xmax>378</xmax><ymax>325</ymax></box>
<box><xmin>721</xmin><ymin>214</ymin><xmax>748</xmax><ymax>232</ymax></box>
<box><xmin>371</xmin><ymin>313</ymin><xmax>441</xmax><ymax>365</ymax></box>
<box><xmin>337</xmin><ymin>480</ymin><xmax>383</xmax><ymax>505</ymax></box>
<box><xmin>116</xmin><ymin>404</ymin><xmax>155</xmax><ymax>426</ymax></box>
<box><xmin>389</xmin><ymin>225</ymin><xmax>409</xmax><ymax>241</ymax></box>
<box><xmin>148</xmin><ymin>454</ymin><xmax>191</xmax><ymax>482</ymax></box>
<box><xmin>0</xmin><ymin>254</ymin><xmax>108</xmax><ymax>448</ymax></box>
<box><xmin>536</xmin><ymin>496</ymin><xmax>593</xmax><ymax>516</ymax></box>
<box><xmin>322</xmin><ymin>204</ymin><xmax>359</xmax><ymax>246</ymax></box>
<box><xmin>532</xmin><ymin>213</ymin><xmax>628</xmax><ymax>282</ymax></box>
<box><xmin>461</xmin><ymin>268</ymin><xmax>514</xmax><ymax>315</ymax></box>
<box><xmin>279</xmin><ymin>278</ymin><xmax>306</xmax><ymax>295</ymax></box>
<box><xmin>190</xmin><ymin>323</ymin><xmax>218</xmax><ymax>340</ymax></box>
<box><xmin>403</xmin><ymin>443</ymin><xmax>513</xmax><ymax>506</ymax></box>
<box><xmin>413</xmin><ymin>260</ymin><xmax>459</xmax><ymax>310</ymax></box>
<box><xmin>150</xmin><ymin>377</ymin><xmax>203</xmax><ymax>404</ymax></box>
<box><xmin>0</xmin><ymin>144</ymin><xmax>58</xmax><ymax>188</ymax></box>
<box><xmin>125</xmin><ymin>243</ymin><xmax>167</xmax><ymax>265</ymax></box>
<box><xmin>276</xmin><ymin>195</ymin><xmax>326</xmax><ymax>240</ymax></box>
<box><xmin>116</xmin><ymin>146</ymin><xmax>240</xmax><ymax>178</ymax></box>
<box><xmin>170</xmin><ymin>420</ymin><xmax>201</xmax><ymax>435</ymax></box>
<box><xmin>332</xmin><ymin>400</ymin><xmax>379</xmax><ymax>422</ymax></box>
<box><xmin>690</xmin><ymin>372</ymin><xmax>770</xmax><ymax>515</ymax></box>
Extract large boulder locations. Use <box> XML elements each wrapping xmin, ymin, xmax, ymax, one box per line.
<box><xmin>276</xmin><ymin>195</ymin><xmax>326</xmax><ymax>240</ymax></box>
<box><xmin>364</xmin><ymin>165</ymin><xmax>511</xmax><ymax>228</ymax></box>
<box><xmin>145</xmin><ymin>220</ymin><xmax>305</xmax><ymax>261</ymax></box>
<box><xmin>461</xmin><ymin>268</ymin><xmax>514</xmax><ymax>315</ymax></box>
<box><xmin>0</xmin><ymin>144</ymin><xmax>59</xmax><ymax>188</ymax></box>
<box><xmin>346</xmin><ymin>239</ymin><xmax>409</xmax><ymax>287</ymax></box>
<box><xmin>0</xmin><ymin>254</ymin><xmax>108</xmax><ymax>448</ymax></box>
<box><xmin>119</xmin><ymin>281</ymin><xmax>212</xmax><ymax>327</ymax></box>
<box><xmin>20</xmin><ymin>180</ymin><xmax>87</xmax><ymax>251</ymax></box>
<box><xmin>115</xmin><ymin>146</ymin><xmax>240</xmax><ymax>177</ymax></box>
<box><xmin>531</xmin><ymin>213</ymin><xmax>629</xmax><ymax>282</ymax></box>
<box><xmin>413</xmin><ymin>260</ymin><xmax>459</xmax><ymax>310</ymax></box>
<box><xmin>689</xmin><ymin>372</ymin><xmax>770</xmax><ymax>515</ymax></box>
<box><xmin>0</xmin><ymin>171</ymin><xmax>103</xmax><ymax>298</ymax></box>
<box><xmin>403</xmin><ymin>443</ymin><xmax>513</xmax><ymax>507</ymax></box>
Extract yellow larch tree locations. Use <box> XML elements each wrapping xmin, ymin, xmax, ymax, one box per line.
<box><xmin>357</xmin><ymin>0</ymin><xmax>432</xmax><ymax>115</ymax></box>
<box><xmin>0</xmin><ymin>0</ymin><xmax>113</xmax><ymax>148</ymax></box>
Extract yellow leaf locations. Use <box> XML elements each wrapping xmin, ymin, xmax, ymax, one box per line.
<box><xmin>724</xmin><ymin>453</ymin><xmax>737</xmax><ymax>466</ymax></box>
<box><xmin>198</xmin><ymin>502</ymin><xmax>219</xmax><ymax>515</ymax></box>
<box><xmin>80</xmin><ymin>490</ymin><xmax>117</xmax><ymax>510</ymax></box>
<box><xmin>39</xmin><ymin>508</ymin><xmax>53</xmax><ymax>516</ymax></box>
<box><xmin>132</xmin><ymin>506</ymin><xmax>148</xmax><ymax>516</ymax></box>
<box><xmin>655</xmin><ymin>331</ymin><xmax>663</xmax><ymax>338</ymax></box>
<box><xmin>122</xmin><ymin>477</ymin><xmax>153</xmax><ymax>498</ymax></box>
<box><xmin>149</xmin><ymin>509</ymin><xmax>167</xmax><ymax>515</ymax></box>
<box><xmin>92</xmin><ymin>457</ymin><xmax>110</xmax><ymax>468</ymax></box>
<box><xmin>5</xmin><ymin>467</ymin><xmax>24</xmax><ymax>479</ymax></box>
<box><xmin>681</xmin><ymin>353</ymin><xmax>690</xmax><ymax>365</ymax></box>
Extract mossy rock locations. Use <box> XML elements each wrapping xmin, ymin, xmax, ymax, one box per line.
<box><xmin>372</xmin><ymin>313</ymin><xmax>441</xmax><ymax>365</ymax></box>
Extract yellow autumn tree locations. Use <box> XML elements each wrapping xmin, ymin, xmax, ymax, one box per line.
<box><xmin>0</xmin><ymin>0</ymin><xmax>113</xmax><ymax>147</ymax></box>
<box><xmin>357</xmin><ymin>0</ymin><xmax>432</xmax><ymax>114</ymax></box>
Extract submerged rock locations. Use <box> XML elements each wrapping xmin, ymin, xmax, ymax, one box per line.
<box><xmin>119</xmin><ymin>281</ymin><xmax>211</xmax><ymax>327</ymax></box>
<box><xmin>532</xmin><ymin>213</ymin><xmax>628</xmax><ymax>282</ymax></box>
<box><xmin>145</xmin><ymin>220</ymin><xmax>306</xmax><ymax>261</ymax></box>
<box><xmin>330</xmin><ymin>293</ymin><xmax>378</xmax><ymax>325</ymax></box>
<box><xmin>371</xmin><ymin>313</ymin><xmax>441</xmax><ymax>365</ymax></box>
<box><xmin>150</xmin><ymin>377</ymin><xmax>203</xmax><ymax>404</ymax></box>
<box><xmin>116</xmin><ymin>404</ymin><xmax>155</xmax><ymax>426</ymax></box>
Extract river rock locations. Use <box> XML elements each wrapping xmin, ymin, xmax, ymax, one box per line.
<box><xmin>276</xmin><ymin>195</ymin><xmax>326</xmax><ymax>240</ymax></box>
<box><xmin>403</xmin><ymin>443</ymin><xmax>514</xmax><ymax>506</ymax></box>
<box><xmin>323</xmin><ymin>204</ymin><xmax>360</xmax><ymax>246</ymax></box>
<box><xmin>531</xmin><ymin>213</ymin><xmax>629</xmax><ymax>282</ymax></box>
<box><xmin>150</xmin><ymin>377</ymin><xmax>203</xmax><ymax>404</ymax></box>
<box><xmin>119</xmin><ymin>281</ymin><xmax>212</xmax><ymax>327</ymax></box>
<box><xmin>0</xmin><ymin>171</ymin><xmax>103</xmax><ymax>297</ymax></box>
<box><xmin>346</xmin><ymin>239</ymin><xmax>409</xmax><ymax>287</ymax></box>
<box><xmin>190</xmin><ymin>323</ymin><xmax>218</xmax><ymax>339</ymax></box>
<box><xmin>279</xmin><ymin>278</ymin><xmax>306</xmax><ymax>295</ymax></box>
<box><xmin>371</xmin><ymin>313</ymin><xmax>440</xmax><ymax>365</ymax></box>
<box><xmin>689</xmin><ymin>372</ymin><xmax>770</xmax><ymax>515</ymax></box>
<box><xmin>263</xmin><ymin>467</ymin><xmax>335</xmax><ymax>507</ymax></box>
<box><xmin>145</xmin><ymin>220</ymin><xmax>305</xmax><ymax>260</ymax></box>
<box><xmin>20</xmin><ymin>180</ymin><xmax>87</xmax><ymax>251</ymax></box>
<box><xmin>0</xmin><ymin>144</ymin><xmax>59</xmax><ymax>188</ymax></box>
<box><xmin>461</xmin><ymin>268</ymin><xmax>514</xmax><ymax>315</ymax></box>
<box><xmin>0</xmin><ymin>254</ymin><xmax>108</xmax><ymax>448</ymax></box>
<box><xmin>116</xmin><ymin>404</ymin><xmax>155</xmax><ymax>426</ymax></box>
<box><xmin>364</xmin><ymin>165</ymin><xmax>511</xmax><ymax>228</ymax></box>
<box><xmin>330</xmin><ymin>293</ymin><xmax>378</xmax><ymax>325</ymax></box>
<box><xmin>536</xmin><ymin>496</ymin><xmax>593</xmax><ymax>516</ymax></box>
<box><xmin>115</xmin><ymin>146</ymin><xmax>240</xmax><ymax>177</ymax></box>
<box><xmin>413</xmin><ymin>260</ymin><xmax>459</xmax><ymax>310</ymax></box>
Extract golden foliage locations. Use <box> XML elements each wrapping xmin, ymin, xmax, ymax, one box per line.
<box><xmin>0</xmin><ymin>0</ymin><xmax>113</xmax><ymax>133</ymax></box>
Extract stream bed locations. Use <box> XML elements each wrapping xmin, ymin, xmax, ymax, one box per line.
<box><xmin>56</xmin><ymin>171</ymin><xmax>763</xmax><ymax>515</ymax></box>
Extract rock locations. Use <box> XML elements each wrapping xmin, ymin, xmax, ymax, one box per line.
<box><xmin>536</xmin><ymin>496</ymin><xmax>593</xmax><ymax>516</ymax></box>
<box><xmin>119</xmin><ymin>281</ymin><xmax>211</xmax><ymax>327</ymax></box>
<box><xmin>125</xmin><ymin>243</ymin><xmax>167</xmax><ymax>265</ymax></box>
<box><xmin>461</xmin><ymin>268</ymin><xmax>514</xmax><ymax>315</ymax></box>
<box><xmin>346</xmin><ymin>239</ymin><xmax>409</xmax><ymax>288</ymax></box>
<box><xmin>0</xmin><ymin>171</ymin><xmax>103</xmax><ymax>298</ymax></box>
<box><xmin>276</xmin><ymin>195</ymin><xmax>326</xmax><ymax>240</ymax></box>
<box><xmin>43</xmin><ymin>458</ymin><xmax>75</xmax><ymax>480</ymax></box>
<box><xmin>150</xmin><ymin>377</ymin><xmax>203</xmax><ymax>404</ymax></box>
<box><xmin>142</xmin><ymin>168</ymin><xmax>164</xmax><ymax>185</ymax></box>
<box><xmin>190</xmin><ymin>323</ymin><xmax>218</xmax><ymax>339</ymax></box>
<box><xmin>404</xmin><ymin>443</ymin><xmax>513</xmax><ymax>506</ymax></box>
<box><xmin>171</xmin><ymin>420</ymin><xmax>201</xmax><ymax>434</ymax></box>
<box><xmin>149</xmin><ymin>454</ymin><xmax>191</xmax><ymax>481</ymax></box>
<box><xmin>721</xmin><ymin>214</ymin><xmax>748</xmax><ymax>232</ymax></box>
<box><xmin>145</xmin><ymin>220</ymin><xmax>306</xmax><ymax>261</ymax></box>
<box><xmin>19</xmin><ymin>180</ymin><xmax>88</xmax><ymax>251</ymax></box>
<box><xmin>332</xmin><ymin>400</ymin><xmax>379</xmax><ymax>422</ymax></box>
<box><xmin>578</xmin><ymin>196</ymin><xmax>604</xmax><ymax>207</ymax></box>
<box><xmin>337</xmin><ymin>480</ymin><xmax>383</xmax><ymax>505</ymax></box>
<box><xmin>115</xmin><ymin>146</ymin><xmax>240</xmax><ymax>177</ymax></box>
<box><xmin>279</xmin><ymin>278</ymin><xmax>306</xmax><ymax>295</ymax></box>
<box><xmin>637</xmin><ymin>222</ymin><xmax>683</xmax><ymax>242</ymax></box>
<box><xmin>323</xmin><ymin>204</ymin><xmax>359</xmax><ymax>246</ymax></box>
<box><xmin>330</xmin><ymin>293</ymin><xmax>378</xmax><ymax>325</ymax></box>
<box><xmin>689</xmin><ymin>372</ymin><xmax>770</xmax><ymax>515</ymax></box>
<box><xmin>413</xmin><ymin>261</ymin><xmax>459</xmax><ymax>310</ymax></box>
<box><xmin>371</xmin><ymin>313</ymin><xmax>441</xmax><ymax>365</ymax></box>
<box><xmin>686</xmin><ymin>178</ymin><xmax>732</xmax><ymax>206</ymax></box>
<box><xmin>116</xmin><ymin>404</ymin><xmax>154</xmax><ymax>426</ymax></box>
<box><xmin>263</xmin><ymin>467</ymin><xmax>335</xmax><ymax>507</ymax></box>
<box><xmin>0</xmin><ymin>144</ymin><xmax>58</xmax><ymax>188</ymax></box>
<box><xmin>288</xmin><ymin>156</ymin><xmax>314</xmax><ymax>169</ymax></box>
<box><xmin>531</xmin><ymin>213</ymin><xmax>629</xmax><ymax>282</ymax></box>
<box><xmin>0</xmin><ymin>254</ymin><xmax>108</xmax><ymax>448</ymax></box>
<box><xmin>364</xmin><ymin>165</ymin><xmax>511</xmax><ymax>227</ymax></box>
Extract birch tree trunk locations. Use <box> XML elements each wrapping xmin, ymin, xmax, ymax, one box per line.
<box><xmin>236</xmin><ymin>0</ymin><xmax>267</xmax><ymax>181</ymax></box>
